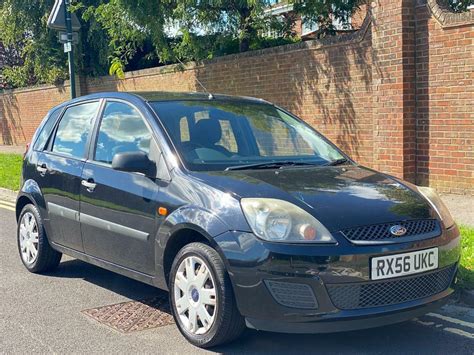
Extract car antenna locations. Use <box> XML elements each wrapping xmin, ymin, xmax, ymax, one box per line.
<box><xmin>175</xmin><ymin>57</ymin><xmax>214</xmax><ymax>100</ymax></box>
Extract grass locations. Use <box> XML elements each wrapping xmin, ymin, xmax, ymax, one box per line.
<box><xmin>0</xmin><ymin>153</ymin><xmax>22</xmax><ymax>191</ymax></box>
<box><xmin>458</xmin><ymin>225</ymin><xmax>474</xmax><ymax>290</ymax></box>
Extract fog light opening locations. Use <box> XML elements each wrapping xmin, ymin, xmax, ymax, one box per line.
<box><xmin>264</xmin><ymin>280</ymin><xmax>318</xmax><ymax>309</ymax></box>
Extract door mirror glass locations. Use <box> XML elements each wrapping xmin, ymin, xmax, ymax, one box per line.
<box><xmin>111</xmin><ymin>151</ymin><xmax>152</xmax><ymax>175</ymax></box>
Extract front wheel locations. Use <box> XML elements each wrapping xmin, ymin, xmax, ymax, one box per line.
<box><xmin>169</xmin><ymin>242</ymin><xmax>245</xmax><ymax>348</ymax></box>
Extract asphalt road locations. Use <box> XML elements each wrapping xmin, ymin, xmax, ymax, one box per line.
<box><xmin>0</xmin><ymin>206</ymin><xmax>473</xmax><ymax>354</ymax></box>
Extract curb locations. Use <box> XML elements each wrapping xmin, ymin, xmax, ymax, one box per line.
<box><xmin>0</xmin><ymin>187</ymin><xmax>17</xmax><ymax>203</ymax></box>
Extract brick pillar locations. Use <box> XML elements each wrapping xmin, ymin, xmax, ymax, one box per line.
<box><xmin>371</xmin><ymin>0</ymin><xmax>417</xmax><ymax>182</ymax></box>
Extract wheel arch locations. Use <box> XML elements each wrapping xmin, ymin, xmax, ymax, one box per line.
<box><xmin>154</xmin><ymin>206</ymin><xmax>231</xmax><ymax>290</ymax></box>
<box><xmin>15</xmin><ymin>179</ymin><xmax>46</xmax><ymax>222</ymax></box>
<box><xmin>162</xmin><ymin>226</ymin><xmax>214</xmax><ymax>286</ymax></box>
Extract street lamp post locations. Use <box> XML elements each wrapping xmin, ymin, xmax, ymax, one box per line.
<box><xmin>63</xmin><ymin>0</ymin><xmax>76</xmax><ymax>99</ymax></box>
<box><xmin>47</xmin><ymin>0</ymin><xmax>81</xmax><ymax>100</ymax></box>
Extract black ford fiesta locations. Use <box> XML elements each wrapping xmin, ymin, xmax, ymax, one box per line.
<box><xmin>16</xmin><ymin>92</ymin><xmax>460</xmax><ymax>348</ymax></box>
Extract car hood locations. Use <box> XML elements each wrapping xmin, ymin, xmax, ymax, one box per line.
<box><xmin>190</xmin><ymin>165</ymin><xmax>435</xmax><ymax>232</ymax></box>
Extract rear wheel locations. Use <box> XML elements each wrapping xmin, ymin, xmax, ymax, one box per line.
<box><xmin>17</xmin><ymin>204</ymin><xmax>62</xmax><ymax>273</ymax></box>
<box><xmin>169</xmin><ymin>242</ymin><xmax>245</xmax><ymax>348</ymax></box>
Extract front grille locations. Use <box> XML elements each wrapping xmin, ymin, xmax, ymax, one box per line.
<box><xmin>326</xmin><ymin>264</ymin><xmax>456</xmax><ymax>310</ymax></box>
<box><xmin>265</xmin><ymin>280</ymin><xmax>318</xmax><ymax>309</ymax></box>
<box><xmin>341</xmin><ymin>219</ymin><xmax>440</xmax><ymax>243</ymax></box>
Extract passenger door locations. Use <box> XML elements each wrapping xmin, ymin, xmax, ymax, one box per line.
<box><xmin>80</xmin><ymin>100</ymin><xmax>165</xmax><ymax>275</ymax></box>
<box><xmin>37</xmin><ymin>100</ymin><xmax>101</xmax><ymax>251</ymax></box>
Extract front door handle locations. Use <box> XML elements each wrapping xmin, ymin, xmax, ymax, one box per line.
<box><xmin>81</xmin><ymin>179</ymin><xmax>97</xmax><ymax>192</ymax></box>
<box><xmin>36</xmin><ymin>163</ymin><xmax>48</xmax><ymax>176</ymax></box>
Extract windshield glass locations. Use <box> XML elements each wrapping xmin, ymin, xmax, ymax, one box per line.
<box><xmin>150</xmin><ymin>100</ymin><xmax>346</xmax><ymax>171</ymax></box>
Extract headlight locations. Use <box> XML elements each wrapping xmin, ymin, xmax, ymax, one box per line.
<box><xmin>240</xmin><ymin>198</ymin><xmax>336</xmax><ymax>243</ymax></box>
<box><xmin>416</xmin><ymin>186</ymin><xmax>455</xmax><ymax>228</ymax></box>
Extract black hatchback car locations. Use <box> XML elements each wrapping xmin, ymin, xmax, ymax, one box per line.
<box><xmin>17</xmin><ymin>92</ymin><xmax>460</xmax><ymax>347</ymax></box>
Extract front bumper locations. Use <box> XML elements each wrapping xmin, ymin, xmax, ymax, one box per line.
<box><xmin>214</xmin><ymin>225</ymin><xmax>461</xmax><ymax>333</ymax></box>
<box><xmin>245</xmin><ymin>295</ymin><xmax>450</xmax><ymax>333</ymax></box>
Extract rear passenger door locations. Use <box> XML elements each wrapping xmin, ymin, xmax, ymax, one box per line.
<box><xmin>37</xmin><ymin>100</ymin><xmax>101</xmax><ymax>252</ymax></box>
<box><xmin>79</xmin><ymin>100</ymin><xmax>164</xmax><ymax>275</ymax></box>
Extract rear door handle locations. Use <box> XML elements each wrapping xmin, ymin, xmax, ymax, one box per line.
<box><xmin>81</xmin><ymin>179</ymin><xmax>97</xmax><ymax>192</ymax></box>
<box><xmin>36</xmin><ymin>163</ymin><xmax>48</xmax><ymax>175</ymax></box>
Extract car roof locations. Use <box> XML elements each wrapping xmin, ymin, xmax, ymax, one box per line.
<box><xmin>52</xmin><ymin>91</ymin><xmax>269</xmax><ymax>112</ymax></box>
<box><xmin>135</xmin><ymin>91</ymin><xmax>269</xmax><ymax>104</ymax></box>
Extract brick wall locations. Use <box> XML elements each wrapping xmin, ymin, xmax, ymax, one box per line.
<box><xmin>0</xmin><ymin>85</ymin><xmax>71</xmax><ymax>146</ymax></box>
<box><xmin>0</xmin><ymin>0</ymin><xmax>472</xmax><ymax>195</ymax></box>
<box><xmin>415</xmin><ymin>0</ymin><xmax>474</xmax><ymax>194</ymax></box>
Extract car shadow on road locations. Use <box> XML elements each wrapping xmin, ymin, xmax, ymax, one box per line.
<box><xmin>45</xmin><ymin>258</ymin><xmax>164</xmax><ymax>301</ymax></box>
<box><xmin>216</xmin><ymin>321</ymin><xmax>456</xmax><ymax>354</ymax></box>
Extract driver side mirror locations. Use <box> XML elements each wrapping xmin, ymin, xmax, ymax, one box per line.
<box><xmin>112</xmin><ymin>151</ymin><xmax>153</xmax><ymax>176</ymax></box>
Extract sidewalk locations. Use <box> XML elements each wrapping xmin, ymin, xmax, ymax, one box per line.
<box><xmin>0</xmin><ymin>188</ymin><xmax>16</xmax><ymax>202</ymax></box>
<box><xmin>441</xmin><ymin>194</ymin><xmax>474</xmax><ymax>227</ymax></box>
<box><xmin>0</xmin><ymin>145</ymin><xmax>25</xmax><ymax>155</ymax></box>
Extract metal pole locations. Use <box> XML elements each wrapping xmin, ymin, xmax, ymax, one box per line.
<box><xmin>64</xmin><ymin>0</ymin><xmax>76</xmax><ymax>99</ymax></box>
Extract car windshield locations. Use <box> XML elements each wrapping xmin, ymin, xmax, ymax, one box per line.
<box><xmin>150</xmin><ymin>100</ymin><xmax>346</xmax><ymax>171</ymax></box>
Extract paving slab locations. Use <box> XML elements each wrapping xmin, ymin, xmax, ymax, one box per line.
<box><xmin>441</xmin><ymin>194</ymin><xmax>474</xmax><ymax>227</ymax></box>
<box><xmin>0</xmin><ymin>145</ymin><xmax>24</xmax><ymax>155</ymax></box>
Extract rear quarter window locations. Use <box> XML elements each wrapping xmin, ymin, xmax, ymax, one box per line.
<box><xmin>33</xmin><ymin>108</ymin><xmax>62</xmax><ymax>151</ymax></box>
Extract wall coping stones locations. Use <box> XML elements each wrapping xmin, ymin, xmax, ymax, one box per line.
<box><xmin>426</xmin><ymin>0</ymin><xmax>474</xmax><ymax>28</ymax></box>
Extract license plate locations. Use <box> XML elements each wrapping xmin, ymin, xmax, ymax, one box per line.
<box><xmin>371</xmin><ymin>248</ymin><xmax>438</xmax><ymax>280</ymax></box>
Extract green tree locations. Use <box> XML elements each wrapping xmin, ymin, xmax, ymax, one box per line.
<box><xmin>77</xmin><ymin>0</ymin><xmax>275</xmax><ymax>72</ymax></box>
<box><xmin>75</xmin><ymin>0</ymin><xmax>368</xmax><ymax>75</ymax></box>
<box><xmin>291</xmin><ymin>0</ymin><xmax>364</xmax><ymax>38</ymax></box>
<box><xmin>0</xmin><ymin>0</ymin><xmax>68</xmax><ymax>87</ymax></box>
<box><xmin>0</xmin><ymin>0</ymin><xmax>111</xmax><ymax>88</ymax></box>
<box><xmin>448</xmin><ymin>0</ymin><xmax>473</xmax><ymax>12</ymax></box>
<box><xmin>4</xmin><ymin>0</ymin><xmax>469</xmax><ymax>88</ymax></box>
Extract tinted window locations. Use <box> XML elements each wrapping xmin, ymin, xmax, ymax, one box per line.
<box><xmin>33</xmin><ymin>108</ymin><xmax>62</xmax><ymax>151</ymax></box>
<box><xmin>251</xmin><ymin>116</ymin><xmax>313</xmax><ymax>156</ymax></box>
<box><xmin>151</xmin><ymin>100</ymin><xmax>344</xmax><ymax>171</ymax></box>
<box><xmin>94</xmin><ymin>102</ymin><xmax>152</xmax><ymax>164</ymax></box>
<box><xmin>52</xmin><ymin>102</ymin><xmax>100</xmax><ymax>159</ymax></box>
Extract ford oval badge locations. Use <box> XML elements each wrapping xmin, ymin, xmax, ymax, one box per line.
<box><xmin>390</xmin><ymin>225</ymin><xmax>407</xmax><ymax>237</ymax></box>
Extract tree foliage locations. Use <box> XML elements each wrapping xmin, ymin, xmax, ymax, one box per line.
<box><xmin>0</xmin><ymin>0</ymin><xmax>114</xmax><ymax>89</ymax></box>
<box><xmin>0</xmin><ymin>0</ymin><xmax>364</xmax><ymax>88</ymax></box>
<box><xmin>0</xmin><ymin>1</ymin><xmax>69</xmax><ymax>87</ymax></box>
<box><xmin>448</xmin><ymin>0</ymin><xmax>473</xmax><ymax>12</ymax></box>
<box><xmin>291</xmin><ymin>0</ymin><xmax>363</xmax><ymax>37</ymax></box>
<box><xmin>2</xmin><ymin>0</ymin><xmax>470</xmax><ymax>89</ymax></box>
<box><xmin>77</xmin><ymin>0</ymin><xmax>361</xmax><ymax>75</ymax></box>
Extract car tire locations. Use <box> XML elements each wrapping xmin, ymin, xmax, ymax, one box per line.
<box><xmin>169</xmin><ymin>242</ymin><xmax>245</xmax><ymax>348</ymax></box>
<box><xmin>17</xmin><ymin>203</ymin><xmax>62</xmax><ymax>273</ymax></box>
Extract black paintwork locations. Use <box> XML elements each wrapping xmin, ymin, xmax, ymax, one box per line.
<box><xmin>17</xmin><ymin>91</ymin><xmax>461</xmax><ymax>333</ymax></box>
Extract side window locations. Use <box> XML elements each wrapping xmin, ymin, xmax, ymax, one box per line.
<box><xmin>94</xmin><ymin>102</ymin><xmax>152</xmax><ymax>164</ymax></box>
<box><xmin>33</xmin><ymin>108</ymin><xmax>62</xmax><ymax>151</ymax></box>
<box><xmin>52</xmin><ymin>101</ymin><xmax>100</xmax><ymax>159</ymax></box>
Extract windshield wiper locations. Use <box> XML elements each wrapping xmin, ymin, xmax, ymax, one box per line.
<box><xmin>323</xmin><ymin>158</ymin><xmax>349</xmax><ymax>166</ymax></box>
<box><xmin>225</xmin><ymin>161</ymin><xmax>319</xmax><ymax>171</ymax></box>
